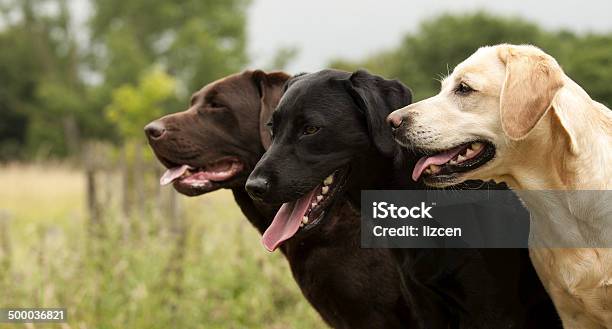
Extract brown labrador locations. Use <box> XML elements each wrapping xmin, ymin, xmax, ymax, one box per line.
<box><xmin>145</xmin><ymin>70</ymin><xmax>412</xmax><ymax>329</ymax></box>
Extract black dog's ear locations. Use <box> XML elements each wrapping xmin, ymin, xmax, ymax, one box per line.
<box><xmin>252</xmin><ymin>70</ymin><xmax>291</xmax><ymax>149</ymax></box>
<box><xmin>343</xmin><ymin>69</ymin><xmax>413</xmax><ymax>157</ymax></box>
<box><xmin>281</xmin><ymin>72</ymin><xmax>308</xmax><ymax>94</ymax></box>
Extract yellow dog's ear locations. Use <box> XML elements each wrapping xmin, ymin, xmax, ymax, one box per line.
<box><xmin>498</xmin><ymin>45</ymin><xmax>564</xmax><ymax>140</ymax></box>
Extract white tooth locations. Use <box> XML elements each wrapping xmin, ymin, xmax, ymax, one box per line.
<box><xmin>449</xmin><ymin>159</ymin><xmax>457</xmax><ymax>165</ymax></box>
<box><xmin>466</xmin><ymin>148</ymin><xmax>475</xmax><ymax>157</ymax></box>
<box><xmin>457</xmin><ymin>155</ymin><xmax>466</xmax><ymax>162</ymax></box>
<box><xmin>322</xmin><ymin>186</ymin><xmax>329</xmax><ymax>195</ymax></box>
<box><xmin>317</xmin><ymin>195</ymin><xmax>323</xmax><ymax>202</ymax></box>
<box><xmin>312</xmin><ymin>202</ymin><xmax>317</xmax><ymax>208</ymax></box>
<box><xmin>472</xmin><ymin>142</ymin><xmax>483</xmax><ymax>151</ymax></box>
<box><xmin>424</xmin><ymin>168</ymin><xmax>432</xmax><ymax>174</ymax></box>
<box><xmin>302</xmin><ymin>216</ymin><xmax>309</xmax><ymax>224</ymax></box>
<box><xmin>324</xmin><ymin>174</ymin><xmax>334</xmax><ymax>186</ymax></box>
<box><xmin>300</xmin><ymin>222</ymin><xmax>304</xmax><ymax>227</ymax></box>
<box><xmin>430</xmin><ymin>164</ymin><xmax>441</xmax><ymax>173</ymax></box>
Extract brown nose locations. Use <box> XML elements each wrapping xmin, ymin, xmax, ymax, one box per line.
<box><xmin>387</xmin><ymin>112</ymin><xmax>404</xmax><ymax>128</ymax></box>
<box><xmin>144</xmin><ymin>120</ymin><xmax>166</xmax><ymax>139</ymax></box>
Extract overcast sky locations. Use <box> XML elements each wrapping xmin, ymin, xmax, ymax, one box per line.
<box><xmin>247</xmin><ymin>0</ymin><xmax>612</xmax><ymax>73</ymax></box>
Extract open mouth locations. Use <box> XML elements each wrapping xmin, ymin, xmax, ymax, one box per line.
<box><xmin>412</xmin><ymin>141</ymin><xmax>495</xmax><ymax>184</ymax></box>
<box><xmin>159</xmin><ymin>157</ymin><xmax>244</xmax><ymax>195</ymax></box>
<box><xmin>261</xmin><ymin>167</ymin><xmax>349</xmax><ymax>252</ymax></box>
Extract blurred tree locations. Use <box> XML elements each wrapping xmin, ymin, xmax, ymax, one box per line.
<box><xmin>106</xmin><ymin>68</ymin><xmax>176</xmax><ymax>140</ymax></box>
<box><xmin>86</xmin><ymin>0</ymin><xmax>251</xmax><ymax>155</ymax></box>
<box><xmin>331</xmin><ymin>12</ymin><xmax>612</xmax><ymax>107</ymax></box>
<box><xmin>0</xmin><ymin>0</ymin><xmax>92</xmax><ymax>158</ymax></box>
<box><xmin>0</xmin><ymin>27</ymin><xmax>36</xmax><ymax>159</ymax></box>
<box><xmin>0</xmin><ymin>0</ymin><xmax>251</xmax><ymax>160</ymax></box>
<box><xmin>266</xmin><ymin>46</ymin><xmax>299</xmax><ymax>71</ymax></box>
<box><xmin>557</xmin><ymin>34</ymin><xmax>612</xmax><ymax>105</ymax></box>
<box><xmin>88</xmin><ymin>0</ymin><xmax>249</xmax><ymax>92</ymax></box>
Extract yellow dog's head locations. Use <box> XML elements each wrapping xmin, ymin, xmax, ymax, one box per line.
<box><xmin>388</xmin><ymin>44</ymin><xmax>571</xmax><ymax>188</ymax></box>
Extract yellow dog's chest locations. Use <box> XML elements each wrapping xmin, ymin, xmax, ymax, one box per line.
<box><xmin>530</xmin><ymin>248</ymin><xmax>612</xmax><ymax>326</ymax></box>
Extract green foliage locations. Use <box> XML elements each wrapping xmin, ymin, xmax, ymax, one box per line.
<box><xmin>106</xmin><ymin>68</ymin><xmax>177</xmax><ymax>139</ymax></box>
<box><xmin>0</xmin><ymin>0</ymin><xmax>250</xmax><ymax>160</ymax></box>
<box><xmin>0</xmin><ymin>0</ymin><xmax>83</xmax><ymax>158</ymax></box>
<box><xmin>267</xmin><ymin>46</ymin><xmax>300</xmax><ymax>71</ymax></box>
<box><xmin>0</xmin><ymin>28</ymin><xmax>31</xmax><ymax>159</ymax></box>
<box><xmin>557</xmin><ymin>34</ymin><xmax>612</xmax><ymax>105</ymax></box>
<box><xmin>89</xmin><ymin>0</ymin><xmax>249</xmax><ymax>91</ymax></box>
<box><xmin>331</xmin><ymin>12</ymin><xmax>612</xmax><ymax>107</ymax></box>
<box><xmin>0</xmin><ymin>166</ymin><xmax>326</xmax><ymax>328</ymax></box>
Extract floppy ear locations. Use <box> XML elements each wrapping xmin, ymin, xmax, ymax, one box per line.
<box><xmin>498</xmin><ymin>46</ymin><xmax>564</xmax><ymax>140</ymax></box>
<box><xmin>252</xmin><ymin>70</ymin><xmax>291</xmax><ymax>149</ymax></box>
<box><xmin>343</xmin><ymin>69</ymin><xmax>413</xmax><ymax>157</ymax></box>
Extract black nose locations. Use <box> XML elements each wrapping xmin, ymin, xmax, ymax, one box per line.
<box><xmin>245</xmin><ymin>177</ymin><xmax>270</xmax><ymax>200</ymax></box>
<box><xmin>144</xmin><ymin>120</ymin><xmax>166</xmax><ymax>139</ymax></box>
<box><xmin>387</xmin><ymin>112</ymin><xmax>403</xmax><ymax>128</ymax></box>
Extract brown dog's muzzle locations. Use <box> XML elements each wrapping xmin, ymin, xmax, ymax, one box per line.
<box><xmin>144</xmin><ymin>120</ymin><xmax>166</xmax><ymax>140</ymax></box>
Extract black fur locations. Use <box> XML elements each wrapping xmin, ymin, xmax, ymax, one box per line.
<box><xmin>247</xmin><ymin>69</ymin><xmax>562</xmax><ymax>328</ymax></box>
<box><xmin>146</xmin><ymin>71</ymin><xmax>412</xmax><ymax>329</ymax></box>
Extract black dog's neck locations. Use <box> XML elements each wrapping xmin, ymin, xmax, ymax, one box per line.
<box><xmin>345</xmin><ymin>146</ymin><xmax>418</xmax><ymax>208</ymax></box>
<box><xmin>231</xmin><ymin>187</ymin><xmax>277</xmax><ymax>235</ymax></box>
<box><xmin>231</xmin><ymin>148</ymin><xmax>279</xmax><ymax>236</ymax></box>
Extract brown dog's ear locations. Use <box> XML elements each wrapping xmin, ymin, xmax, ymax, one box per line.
<box><xmin>498</xmin><ymin>45</ymin><xmax>564</xmax><ymax>140</ymax></box>
<box><xmin>252</xmin><ymin>70</ymin><xmax>291</xmax><ymax>149</ymax></box>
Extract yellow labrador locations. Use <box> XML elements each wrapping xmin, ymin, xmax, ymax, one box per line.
<box><xmin>388</xmin><ymin>44</ymin><xmax>612</xmax><ymax>328</ymax></box>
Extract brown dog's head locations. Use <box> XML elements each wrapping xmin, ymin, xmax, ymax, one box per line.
<box><xmin>388</xmin><ymin>44</ymin><xmax>567</xmax><ymax>188</ymax></box>
<box><xmin>145</xmin><ymin>70</ymin><xmax>290</xmax><ymax>196</ymax></box>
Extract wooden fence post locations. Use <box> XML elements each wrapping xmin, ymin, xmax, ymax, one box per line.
<box><xmin>120</xmin><ymin>146</ymin><xmax>132</xmax><ymax>218</ymax></box>
<box><xmin>85</xmin><ymin>167</ymin><xmax>100</xmax><ymax>226</ymax></box>
<box><xmin>0</xmin><ymin>210</ymin><xmax>12</xmax><ymax>283</ymax></box>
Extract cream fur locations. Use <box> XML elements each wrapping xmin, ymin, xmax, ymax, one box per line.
<box><xmin>390</xmin><ymin>44</ymin><xmax>612</xmax><ymax>328</ymax></box>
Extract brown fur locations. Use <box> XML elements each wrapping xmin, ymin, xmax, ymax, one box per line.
<box><xmin>146</xmin><ymin>70</ymin><xmax>412</xmax><ymax>329</ymax></box>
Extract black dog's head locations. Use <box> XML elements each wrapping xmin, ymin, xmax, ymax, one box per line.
<box><xmin>145</xmin><ymin>70</ymin><xmax>289</xmax><ymax>196</ymax></box>
<box><xmin>246</xmin><ymin>69</ymin><xmax>412</xmax><ymax>251</ymax></box>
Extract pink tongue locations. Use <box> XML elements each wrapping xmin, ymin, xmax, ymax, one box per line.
<box><xmin>412</xmin><ymin>145</ymin><xmax>466</xmax><ymax>181</ymax></box>
<box><xmin>262</xmin><ymin>189</ymin><xmax>317</xmax><ymax>252</ymax></box>
<box><xmin>160</xmin><ymin>165</ymin><xmax>191</xmax><ymax>186</ymax></box>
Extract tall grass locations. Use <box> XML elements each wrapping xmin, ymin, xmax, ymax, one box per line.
<box><xmin>0</xmin><ymin>164</ymin><xmax>326</xmax><ymax>329</ymax></box>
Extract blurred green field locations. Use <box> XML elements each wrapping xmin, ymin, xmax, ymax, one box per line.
<box><xmin>0</xmin><ymin>164</ymin><xmax>326</xmax><ymax>329</ymax></box>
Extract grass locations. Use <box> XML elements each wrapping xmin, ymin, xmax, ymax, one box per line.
<box><xmin>0</xmin><ymin>163</ymin><xmax>326</xmax><ymax>329</ymax></box>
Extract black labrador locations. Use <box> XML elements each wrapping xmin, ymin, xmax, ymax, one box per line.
<box><xmin>246</xmin><ymin>69</ymin><xmax>562</xmax><ymax>328</ymax></box>
<box><xmin>145</xmin><ymin>70</ymin><xmax>412</xmax><ymax>329</ymax></box>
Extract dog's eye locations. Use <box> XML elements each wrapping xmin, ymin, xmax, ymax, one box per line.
<box><xmin>303</xmin><ymin>125</ymin><xmax>320</xmax><ymax>135</ymax></box>
<box><xmin>456</xmin><ymin>82</ymin><xmax>474</xmax><ymax>95</ymax></box>
<box><xmin>208</xmin><ymin>101</ymin><xmax>224</xmax><ymax>108</ymax></box>
<box><xmin>266</xmin><ymin>121</ymin><xmax>274</xmax><ymax>137</ymax></box>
